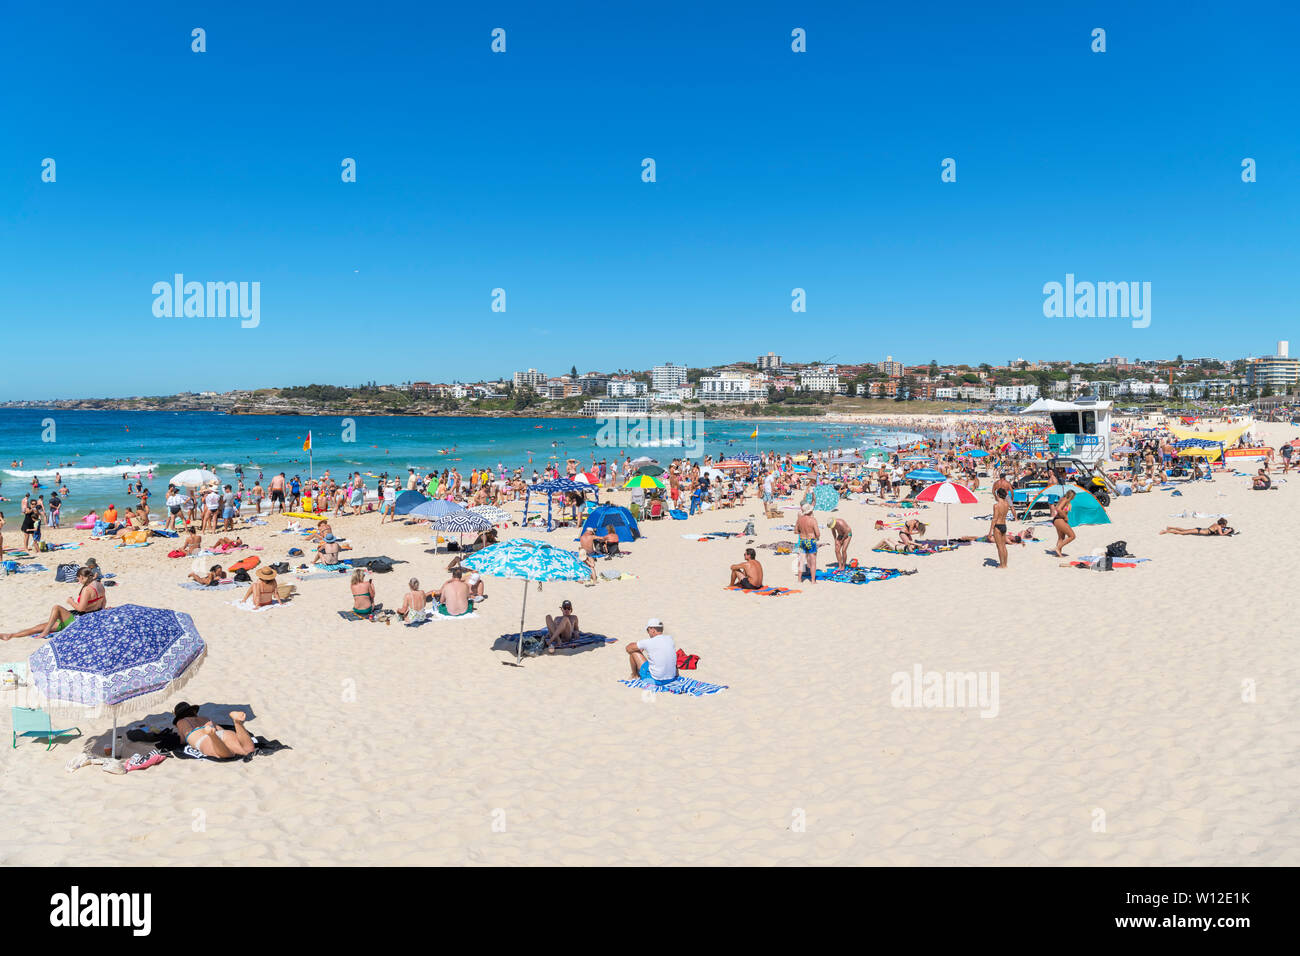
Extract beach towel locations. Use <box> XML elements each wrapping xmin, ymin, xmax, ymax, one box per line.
<box><xmin>725</xmin><ymin>585</ymin><xmax>801</xmax><ymax>596</ymax></box>
<box><xmin>510</xmin><ymin>629</ymin><xmax>615</xmax><ymax>656</ymax></box>
<box><xmin>4</xmin><ymin>563</ymin><xmax>48</xmax><ymax>574</ymax></box>
<box><xmin>295</xmin><ymin>566</ymin><xmax>352</xmax><ymax>581</ymax></box>
<box><xmin>814</xmin><ymin>566</ymin><xmax>913</xmax><ymax>584</ymax></box>
<box><xmin>871</xmin><ymin>543</ymin><xmax>961</xmax><ymax>556</ymax></box>
<box><xmin>178</xmin><ymin>580</ymin><xmax>242</xmax><ymax>591</ymax></box>
<box><xmin>669</xmin><ymin>509</ymin><xmax>688</xmax><ymax>520</ymax></box>
<box><xmin>228</xmin><ymin>598</ymin><xmax>283</xmax><ymax>613</ymax></box>
<box><xmin>114</xmin><ymin>542</ymin><xmax>150</xmax><ymax>549</ymax></box>
<box><xmin>617</xmin><ymin>675</ymin><xmax>728</xmax><ymax>696</ymax></box>
<box><xmin>46</xmin><ymin>542</ymin><xmax>82</xmax><ymax>550</ymax></box>
<box><xmin>126</xmin><ymin>726</ymin><xmax>290</xmax><ymax>762</ymax></box>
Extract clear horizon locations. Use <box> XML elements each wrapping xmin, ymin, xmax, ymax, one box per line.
<box><xmin>2</xmin><ymin>0</ymin><xmax>1297</xmax><ymax>401</ymax></box>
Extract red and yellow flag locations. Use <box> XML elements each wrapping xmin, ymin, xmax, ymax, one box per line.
<box><xmin>303</xmin><ymin>430</ymin><xmax>312</xmax><ymax>451</ymax></box>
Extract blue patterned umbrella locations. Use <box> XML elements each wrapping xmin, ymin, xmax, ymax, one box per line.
<box><xmin>431</xmin><ymin>511</ymin><xmax>492</xmax><ymax>534</ymax></box>
<box><xmin>523</xmin><ymin>477</ymin><xmax>597</xmax><ymax>531</ymax></box>
<box><xmin>813</xmin><ymin>484</ymin><xmax>840</xmax><ymax>511</ymax></box>
<box><xmin>26</xmin><ymin>604</ymin><xmax>206</xmax><ymax>757</ymax></box>
<box><xmin>462</xmin><ymin>539</ymin><xmax>593</xmax><ymax>664</ymax></box>
<box><xmin>905</xmin><ymin>468</ymin><xmax>946</xmax><ymax>482</ymax></box>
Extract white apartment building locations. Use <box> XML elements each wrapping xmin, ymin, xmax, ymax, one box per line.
<box><xmin>954</xmin><ymin>385</ymin><xmax>992</xmax><ymax>401</ymax></box>
<box><xmin>513</xmin><ymin>368</ymin><xmax>546</xmax><ymax>389</ymax></box>
<box><xmin>756</xmin><ymin>351</ymin><xmax>782</xmax><ymax>370</ymax></box>
<box><xmin>699</xmin><ymin>372</ymin><xmax>768</xmax><ymax>405</ymax></box>
<box><xmin>582</xmin><ymin>396</ymin><xmax>652</xmax><ymax>417</ymax></box>
<box><xmin>798</xmin><ymin>367</ymin><xmax>844</xmax><ymax>394</ymax></box>
<box><xmin>651</xmin><ymin>364</ymin><xmax>689</xmax><ymax>392</ymax></box>
<box><xmin>993</xmin><ymin>384</ymin><xmax>1040</xmax><ymax>402</ymax></box>
<box><xmin>607</xmin><ymin>378</ymin><xmax>648</xmax><ymax>397</ymax></box>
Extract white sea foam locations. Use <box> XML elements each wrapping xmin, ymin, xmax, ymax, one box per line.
<box><xmin>3</xmin><ymin>463</ymin><xmax>159</xmax><ymax>478</ymax></box>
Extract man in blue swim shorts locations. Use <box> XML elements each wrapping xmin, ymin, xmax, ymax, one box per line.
<box><xmin>626</xmin><ymin>618</ymin><xmax>677</xmax><ymax>684</ymax></box>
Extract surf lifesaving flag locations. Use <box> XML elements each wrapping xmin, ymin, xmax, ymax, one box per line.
<box><xmin>750</xmin><ymin>427</ymin><xmax>758</xmax><ymax>439</ymax></box>
<box><xmin>303</xmin><ymin>430</ymin><xmax>312</xmax><ymax>451</ymax></box>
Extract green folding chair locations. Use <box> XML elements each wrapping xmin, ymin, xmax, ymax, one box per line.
<box><xmin>11</xmin><ymin>707</ymin><xmax>82</xmax><ymax>750</ymax></box>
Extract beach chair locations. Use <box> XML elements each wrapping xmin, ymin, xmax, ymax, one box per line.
<box><xmin>647</xmin><ymin>500</ymin><xmax>664</xmax><ymax>520</ymax></box>
<box><xmin>11</xmin><ymin>707</ymin><xmax>81</xmax><ymax>750</ymax></box>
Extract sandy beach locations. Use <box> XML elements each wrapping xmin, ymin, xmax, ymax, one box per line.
<box><xmin>1</xmin><ymin>418</ymin><xmax>1296</xmax><ymax>867</ymax></box>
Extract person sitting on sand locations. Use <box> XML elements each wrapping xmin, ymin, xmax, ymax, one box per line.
<box><xmin>182</xmin><ymin>526</ymin><xmax>202</xmax><ymax>555</ymax></box>
<box><xmin>172</xmin><ymin>702</ymin><xmax>256</xmax><ymax>759</ymax></box>
<box><xmin>1252</xmin><ymin>468</ymin><xmax>1272</xmax><ymax>490</ymax></box>
<box><xmin>1</xmin><ymin>567</ymin><xmax>106</xmax><ymax>640</ymax></box>
<box><xmin>397</xmin><ymin>577</ymin><xmax>433</xmax><ymax>620</ymax></box>
<box><xmin>433</xmin><ymin>567</ymin><xmax>472</xmax><ymax>616</ymax></box>
<box><xmin>545</xmin><ymin>599</ymin><xmax>581</xmax><ymax>652</ymax></box>
<box><xmin>728</xmin><ymin>547</ymin><xmax>765</xmax><ymax>589</ymax></box>
<box><xmin>1161</xmin><ymin>519</ymin><xmax>1234</xmax><ymax>536</ymax></box>
<box><xmin>243</xmin><ymin>565</ymin><xmax>282</xmax><ymax>608</ymax></box>
<box><xmin>625</xmin><ymin>617</ymin><xmax>677</xmax><ymax>683</ymax></box>
<box><xmin>314</xmin><ymin>533</ymin><xmax>342</xmax><ymax>565</ymax></box>
<box><xmin>349</xmin><ymin>568</ymin><xmax>377</xmax><ymax>618</ymax></box>
<box><xmin>188</xmin><ymin>564</ymin><xmax>228</xmax><ymax>586</ymax></box>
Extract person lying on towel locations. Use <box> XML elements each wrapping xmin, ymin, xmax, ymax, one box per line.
<box><xmin>728</xmin><ymin>548</ymin><xmax>764</xmax><ymax>590</ymax></box>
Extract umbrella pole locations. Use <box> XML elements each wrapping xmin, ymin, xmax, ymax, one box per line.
<box><xmin>112</xmin><ymin>709</ymin><xmax>118</xmax><ymax>760</ymax></box>
<box><xmin>517</xmin><ymin>578</ymin><xmax>529</xmax><ymax>664</ymax></box>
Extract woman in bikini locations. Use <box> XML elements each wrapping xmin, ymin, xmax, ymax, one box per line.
<box><xmin>242</xmin><ymin>565</ymin><xmax>281</xmax><ymax>607</ymax></box>
<box><xmin>188</xmin><ymin>564</ymin><xmax>228</xmax><ymax>586</ymax></box>
<box><xmin>173</xmin><ymin>702</ymin><xmax>256</xmax><ymax>759</ymax></box>
<box><xmin>1050</xmin><ymin>490</ymin><xmax>1077</xmax><ymax>557</ymax></box>
<box><xmin>349</xmin><ymin>568</ymin><xmax>377</xmax><ymax>619</ymax></box>
<box><xmin>1</xmin><ymin>567</ymin><xmax>106</xmax><ymax>639</ymax></box>
<box><xmin>1161</xmin><ymin>519</ymin><xmax>1234</xmax><ymax>536</ymax></box>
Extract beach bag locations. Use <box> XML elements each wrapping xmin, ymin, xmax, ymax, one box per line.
<box><xmin>270</xmin><ymin>561</ymin><xmax>290</xmax><ymax>574</ymax></box>
<box><xmin>1094</xmin><ymin>554</ymin><xmax>1114</xmax><ymax>571</ymax></box>
<box><xmin>93</xmin><ymin>519</ymin><xmax>106</xmax><ymax>536</ymax></box>
<box><xmin>233</xmin><ymin>569</ymin><xmax>252</xmax><ymax>583</ymax></box>
<box><xmin>1105</xmin><ymin>540</ymin><xmax>1129</xmax><ymax>558</ymax></box>
<box><xmin>55</xmin><ymin>563</ymin><xmax>80</xmax><ymax>583</ymax></box>
<box><xmin>367</xmin><ymin>558</ymin><xmax>394</xmax><ymax>573</ymax></box>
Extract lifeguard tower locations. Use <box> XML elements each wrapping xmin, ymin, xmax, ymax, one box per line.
<box><xmin>1020</xmin><ymin>397</ymin><xmax>1112</xmax><ymax>465</ymax></box>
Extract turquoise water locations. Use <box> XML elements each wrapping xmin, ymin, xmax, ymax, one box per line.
<box><xmin>0</xmin><ymin>409</ymin><xmax>923</xmax><ymax>510</ymax></box>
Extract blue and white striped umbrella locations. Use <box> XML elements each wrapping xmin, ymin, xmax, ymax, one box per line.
<box><xmin>25</xmin><ymin>604</ymin><xmax>206</xmax><ymax>756</ymax></box>
<box><xmin>905</xmin><ymin>468</ymin><xmax>946</xmax><ymax>482</ymax></box>
<box><xmin>462</xmin><ymin>539</ymin><xmax>593</xmax><ymax>664</ymax></box>
<box><xmin>431</xmin><ymin>510</ymin><xmax>492</xmax><ymax>534</ymax></box>
<box><xmin>408</xmin><ymin>498</ymin><xmax>466</xmax><ymax>519</ymax></box>
<box><xmin>468</xmin><ymin>504</ymin><xmax>512</xmax><ymax>525</ymax></box>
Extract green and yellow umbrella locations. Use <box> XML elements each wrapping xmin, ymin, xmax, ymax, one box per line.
<box><xmin>623</xmin><ymin>474</ymin><xmax>666</xmax><ymax>489</ymax></box>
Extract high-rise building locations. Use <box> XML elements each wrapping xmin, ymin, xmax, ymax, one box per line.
<box><xmin>756</xmin><ymin>351</ymin><xmax>782</xmax><ymax>370</ymax></box>
<box><xmin>877</xmin><ymin>356</ymin><xmax>904</xmax><ymax>378</ymax></box>
<box><xmin>513</xmin><ymin>368</ymin><xmax>546</xmax><ymax>389</ymax></box>
<box><xmin>651</xmin><ymin>363</ymin><xmax>689</xmax><ymax>392</ymax></box>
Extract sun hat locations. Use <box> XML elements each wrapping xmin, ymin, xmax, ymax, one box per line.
<box><xmin>325</xmin><ymin>533</ymin><xmax>336</xmax><ymax>542</ymax></box>
<box><xmin>256</xmin><ymin>565</ymin><xmax>277</xmax><ymax>580</ymax></box>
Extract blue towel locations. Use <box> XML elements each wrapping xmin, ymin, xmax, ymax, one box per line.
<box><xmin>618</xmin><ymin>676</ymin><xmax>728</xmax><ymax>696</ymax></box>
<box><xmin>6</xmin><ymin>563</ymin><xmax>48</xmax><ymax>574</ymax></box>
<box><xmin>669</xmin><ymin>509</ymin><xmax>688</xmax><ymax>520</ymax></box>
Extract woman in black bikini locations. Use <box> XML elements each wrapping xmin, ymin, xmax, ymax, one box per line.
<box><xmin>1050</xmin><ymin>490</ymin><xmax>1076</xmax><ymax>557</ymax></box>
<box><xmin>990</xmin><ymin>487</ymin><xmax>1011</xmax><ymax>569</ymax></box>
<box><xmin>173</xmin><ymin>702</ymin><xmax>256</xmax><ymax>758</ymax></box>
<box><xmin>1161</xmin><ymin>519</ymin><xmax>1234</xmax><ymax>536</ymax></box>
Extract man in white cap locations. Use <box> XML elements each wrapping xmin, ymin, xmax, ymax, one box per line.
<box><xmin>625</xmin><ymin>618</ymin><xmax>677</xmax><ymax>683</ymax></box>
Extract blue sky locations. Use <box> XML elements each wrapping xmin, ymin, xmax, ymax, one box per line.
<box><xmin>1</xmin><ymin>1</ymin><xmax>1296</xmax><ymax>399</ymax></box>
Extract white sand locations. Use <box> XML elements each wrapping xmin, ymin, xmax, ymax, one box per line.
<box><xmin>1</xmin><ymin>420</ymin><xmax>1296</xmax><ymax>865</ymax></box>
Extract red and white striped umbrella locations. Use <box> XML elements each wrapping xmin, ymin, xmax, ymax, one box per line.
<box><xmin>915</xmin><ymin>480</ymin><xmax>978</xmax><ymax>505</ymax></box>
<box><xmin>915</xmin><ymin>480</ymin><xmax>978</xmax><ymax>542</ymax></box>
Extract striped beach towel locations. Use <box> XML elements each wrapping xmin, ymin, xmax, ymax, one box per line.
<box><xmin>724</xmin><ymin>585</ymin><xmax>800</xmax><ymax>596</ymax></box>
<box><xmin>618</xmin><ymin>676</ymin><xmax>728</xmax><ymax>696</ymax></box>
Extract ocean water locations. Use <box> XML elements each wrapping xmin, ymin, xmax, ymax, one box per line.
<box><xmin>0</xmin><ymin>409</ymin><xmax>923</xmax><ymax>511</ymax></box>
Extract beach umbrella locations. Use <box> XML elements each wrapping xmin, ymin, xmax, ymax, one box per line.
<box><xmin>829</xmin><ymin>455</ymin><xmax>862</xmax><ymax>465</ymax></box>
<box><xmin>716</xmin><ymin>460</ymin><xmax>750</xmax><ymax>471</ymax></box>
<box><xmin>634</xmin><ymin>464</ymin><xmax>666</xmax><ymax>476</ymax></box>
<box><xmin>624</xmin><ymin>474</ymin><xmax>666</xmax><ymax>489</ymax></box>
<box><xmin>573</xmin><ymin>472</ymin><xmax>599</xmax><ymax>485</ymax></box>
<box><xmin>905</xmin><ymin>468</ymin><xmax>946</xmax><ymax>482</ymax></box>
<box><xmin>1112</xmin><ymin>445</ymin><xmax>1137</xmax><ymax>455</ymax></box>
<box><xmin>1000</xmin><ymin>441</ymin><xmax>1025</xmax><ymax>454</ymax></box>
<box><xmin>915</xmin><ymin>480</ymin><xmax>979</xmax><ymax>542</ymax></box>
<box><xmin>524</xmin><ymin>477</ymin><xmax>597</xmax><ymax>531</ymax></box>
<box><xmin>629</xmin><ymin>456</ymin><xmax>658</xmax><ymax>469</ymax></box>
<box><xmin>813</xmin><ymin>484</ymin><xmax>840</xmax><ymax>511</ymax></box>
<box><xmin>462</xmin><ymin>539</ymin><xmax>594</xmax><ymax>664</ymax></box>
<box><xmin>393</xmin><ymin>490</ymin><xmax>429</xmax><ymax>515</ymax></box>
<box><xmin>431</xmin><ymin>510</ymin><xmax>492</xmax><ymax>535</ymax></box>
<box><xmin>409</xmin><ymin>498</ymin><xmax>465</xmax><ymax>519</ymax></box>
<box><xmin>468</xmin><ymin>504</ymin><xmax>512</xmax><ymax>525</ymax></box>
<box><xmin>734</xmin><ymin>452</ymin><xmax>761</xmax><ymax>463</ymax></box>
<box><xmin>24</xmin><ymin>605</ymin><xmax>206</xmax><ymax>759</ymax></box>
<box><xmin>964</xmin><ymin>449</ymin><xmax>990</xmax><ymax>459</ymax></box>
<box><xmin>170</xmin><ymin>468</ymin><xmax>218</xmax><ymax>487</ymax></box>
